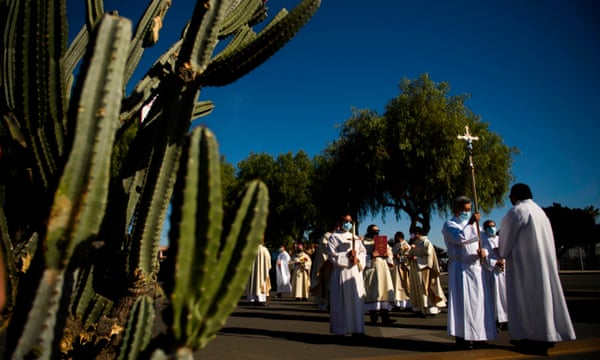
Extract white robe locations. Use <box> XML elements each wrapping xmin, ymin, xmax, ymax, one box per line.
<box><xmin>442</xmin><ymin>216</ymin><xmax>497</xmax><ymax>341</ymax></box>
<box><xmin>276</xmin><ymin>250</ymin><xmax>292</xmax><ymax>294</ymax></box>
<box><xmin>391</xmin><ymin>240</ymin><xmax>411</xmax><ymax>307</ymax></box>
<box><xmin>481</xmin><ymin>233</ymin><xmax>508</xmax><ymax>323</ymax></box>
<box><xmin>499</xmin><ymin>199</ymin><xmax>576</xmax><ymax>342</ymax></box>
<box><xmin>326</xmin><ymin>229</ymin><xmax>366</xmax><ymax>335</ymax></box>
<box><xmin>245</xmin><ymin>244</ymin><xmax>272</xmax><ymax>303</ymax></box>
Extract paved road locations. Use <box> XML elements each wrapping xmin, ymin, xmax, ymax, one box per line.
<box><xmin>193</xmin><ymin>271</ymin><xmax>600</xmax><ymax>359</ymax></box>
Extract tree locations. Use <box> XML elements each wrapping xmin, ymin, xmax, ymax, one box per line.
<box><xmin>543</xmin><ymin>203</ymin><xmax>599</xmax><ymax>259</ymax></box>
<box><xmin>321</xmin><ymin>74</ymin><xmax>518</xmax><ymax>233</ymax></box>
<box><xmin>236</xmin><ymin>151</ymin><xmax>317</xmax><ymax>248</ymax></box>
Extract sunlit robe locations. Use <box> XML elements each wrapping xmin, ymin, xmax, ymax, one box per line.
<box><xmin>482</xmin><ymin>233</ymin><xmax>507</xmax><ymax>323</ymax></box>
<box><xmin>276</xmin><ymin>250</ymin><xmax>292</xmax><ymax>294</ymax></box>
<box><xmin>499</xmin><ymin>199</ymin><xmax>576</xmax><ymax>342</ymax></box>
<box><xmin>326</xmin><ymin>229</ymin><xmax>366</xmax><ymax>335</ymax></box>
<box><xmin>290</xmin><ymin>250</ymin><xmax>312</xmax><ymax>299</ymax></box>
<box><xmin>442</xmin><ymin>216</ymin><xmax>496</xmax><ymax>341</ymax></box>
<box><xmin>245</xmin><ymin>244</ymin><xmax>272</xmax><ymax>303</ymax></box>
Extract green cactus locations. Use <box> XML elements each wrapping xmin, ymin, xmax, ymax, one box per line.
<box><xmin>0</xmin><ymin>0</ymin><xmax>320</xmax><ymax>358</ymax></box>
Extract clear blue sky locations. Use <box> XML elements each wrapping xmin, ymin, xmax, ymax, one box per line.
<box><xmin>69</xmin><ymin>1</ymin><xmax>600</xmax><ymax>248</ymax></box>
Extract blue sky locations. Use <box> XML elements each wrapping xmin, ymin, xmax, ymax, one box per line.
<box><xmin>69</xmin><ymin>1</ymin><xmax>600</xmax><ymax>248</ymax></box>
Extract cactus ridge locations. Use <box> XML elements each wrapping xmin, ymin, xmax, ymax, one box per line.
<box><xmin>118</xmin><ymin>294</ymin><xmax>155</xmax><ymax>360</ymax></box>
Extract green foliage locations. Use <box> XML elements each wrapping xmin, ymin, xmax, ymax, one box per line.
<box><xmin>236</xmin><ymin>151</ymin><xmax>317</xmax><ymax>247</ymax></box>
<box><xmin>320</xmin><ymin>73</ymin><xmax>519</xmax><ymax>233</ymax></box>
<box><xmin>543</xmin><ymin>203</ymin><xmax>599</xmax><ymax>257</ymax></box>
<box><xmin>0</xmin><ymin>0</ymin><xmax>319</xmax><ymax>358</ymax></box>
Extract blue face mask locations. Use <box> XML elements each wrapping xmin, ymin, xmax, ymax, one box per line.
<box><xmin>459</xmin><ymin>211</ymin><xmax>471</xmax><ymax>222</ymax></box>
<box><xmin>486</xmin><ymin>227</ymin><xmax>497</xmax><ymax>236</ymax></box>
<box><xmin>342</xmin><ymin>222</ymin><xmax>353</xmax><ymax>232</ymax></box>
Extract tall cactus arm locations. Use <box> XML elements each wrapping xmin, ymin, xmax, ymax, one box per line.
<box><xmin>46</xmin><ymin>14</ymin><xmax>131</xmax><ymax>269</ymax></box>
<box><xmin>178</xmin><ymin>0</ymin><xmax>232</xmax><ymax>77</ymax></box>
<box><xmin>200</xmin><ymin>0</ymin><xmax>320</xmax><ymax>87</ymax></box>
<box><xmin>124</xmin><ymin>0</ymin><xmax>172</xmax><ymax>85</ymax></box>
<box><xmin>12</xmin><ymin>0</ymin><xmax>69</xmax><ymax>190</ymax></box>
<box><xmin>194</xmin><ymin>180</ymin><xmax>268</xmax><ymax>349</ymax></box>
<box><xmin>2</xmin><ymin>0</ymin><xmax>19</xmax><ymax>111</ymax></box>
<box><xmin>168</xmin><ymin>126</ymin><xmax>223</xmax><ymax>342</ymax></box>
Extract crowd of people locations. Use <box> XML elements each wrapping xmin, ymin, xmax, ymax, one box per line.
<box><xmin>244</xmin><ymin>183</ymin><xmax>576</xmax><ymax>355</ymax></box>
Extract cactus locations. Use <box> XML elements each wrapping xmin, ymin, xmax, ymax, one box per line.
<box><xmin>0</xmin><ymin>0</ymin><xmax>320</xmax><ymax>358</ymax></box>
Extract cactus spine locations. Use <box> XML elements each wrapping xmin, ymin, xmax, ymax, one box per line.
<box><xmin>0</xmin><ymin>0</ymin><xmax>320</xmax><ymax>358</ymax></box>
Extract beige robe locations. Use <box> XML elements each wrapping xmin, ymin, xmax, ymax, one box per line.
<box><xmin>245</xmin><ymin>244</ymin><xmax>272</xmax><ymax>303</ymax></box>
<box><xmin>391</xmin><ymin>240</ymin><xmax>411</xmax><ymax>306</ymax></box>
<box><xmin>363</xmin><ymin>238</ymin><xmax>395</xmax><ymax>311</ymax></box>
<box><xmin>290</xmin><ymin>250</ymin><xmax>312</xmax><ymax>299</ymax></box>
<box><xmin>407</xmin><ymin>236</ymin><xmax>446</xmax><ymax>314</ymax></box>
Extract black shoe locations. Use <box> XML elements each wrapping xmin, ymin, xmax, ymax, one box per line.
<box><xmin>510</xmin><ymin>339</ymin><xmax>553</xmax><ymax>356</ymax></box>
<box><xmin>455</xmin><ymin>337</ymin><xmax>474</xmax><ymax>350</ymax></box>
<box><xmin>368</xmin><ymin>310</ymin><xmax>378</xmax><ymax>326</ymax></box>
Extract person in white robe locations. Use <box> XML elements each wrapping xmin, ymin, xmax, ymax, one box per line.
<box><xmin>481</xmin><ymin>219</ymin><xmax>508</xmax><ymax>331</ymax></box>
<box><xmin>326</xmin><ymin>214</ymin><xmax>367</xmax><ymax>336</ymax></box>
<box><xmin>310</xmin><ymin>230</ymin><xmax>333</xmax><ymax>311</ymax></box>
<box><xmin>407</xmin><ymin>227</ymin><xmax>446</xmax><ymax>316</ymax></box>
<box><xmin>290</xmin><ymin>244</ymin><xmax>312</xmax><ymax>300</ymax></box>
<box><xmin>245</xmin><ymin>242</ymin><xmax>272</xmax><ymax>306</ymax></box>
<box><xmin>442</xmin><ymin>196</ymin><xmax>497</xmax><ymax>349</ymax></box>
<box><xmin>362</xmin><ymin>224</ymin><xmax>395</xmax><ymax>326</ymax></box>
<box><xmin>499</xmin><ymin>183</ymin><xmax>576</xmax><ymax>354</ymax></box>
<box><xmin>391</xmin><ymin>231</ymin><xmax>411</xmax><ymax>310</ymax></box>
<box><xmin>275</xmin><ymin>245</ymin><xmax>292</xmax><ymax>297</ymax></box>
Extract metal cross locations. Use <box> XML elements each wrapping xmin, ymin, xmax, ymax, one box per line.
<box><xmin>457</xmin><ymin>125</ymin><xmax>479</xmax><ymax>151</ymax></box>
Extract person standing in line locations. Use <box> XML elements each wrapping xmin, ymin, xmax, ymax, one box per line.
<box><xmin>310</xmin><ymin>229</ymin><xmax>334</xmax><ymax>311</ymax></box>
<box><xmin>481</xmin><ymin>219</ymin><xmax>508</xmax><ymax>331</ymax></box>
<box><xmin>290</xmin><ymin>243</ymin><xmax>312</xmax><ymax>301</ymax></box>
<box><xmin>391</xmin><ymin>231</ymin><xmax>411</xmax><ymax>310</ymax></box>
<box><xmin>499</xmin><ymin>183</ymin><xmax>576</xmax><ymax>355</ymax></box>
<box><xmin>326</xmin><ymin>214</ymin><xmax>367</xmax><ymax>337</ymax></box>
<box><xmin>275</xmin><ymin>244</ymin><xmax>292</xmax><ymax>298</ymax></box>
<box><xmin>442</xmin><ymin>196</ymin><xmax>496</xmax><ymax>349</ymax></box>
<box><xmin>407</xmin><ymin>227</ymin><xmax>446</xmax><ymax>317</ymax></box>
<box><xmin>245</xmin><ymin>239</ymin><xmax>272</xmax><ymax>306</ymax></box>
<box><xmin>362</xmin><ymin>224</ymin><xmax>396</xmax><ymax>326</ymax></box>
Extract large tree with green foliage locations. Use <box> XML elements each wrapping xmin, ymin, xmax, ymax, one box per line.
<box><xmin>320</xmin><ymin>73</ymin><xmax>518</xmax><ymax>233</ymax></box>
<box><xmin>236</xmin><ymin>151</ymin><xmax>317</xmax><ymax>247</ymax></box>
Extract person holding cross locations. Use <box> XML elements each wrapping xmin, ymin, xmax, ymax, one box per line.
<box><xmin>442</xmin><ymin>196</ymin><xmax>497</xmax><ymax>349</ymax></box>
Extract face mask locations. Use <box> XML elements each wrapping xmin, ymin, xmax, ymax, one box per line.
<box><xmin>342</xmin><ymin>222</ymin><xmax>353</xmax><ymax>232</ymax></box>
<box><xmin>486</xmin><ymin>227</ymin><xmax>497</xmax><ymax>236</ymax></box>
<box><xmin>459</xmin><ymin>211</ymin><xmax>471</xmax><ymax>222</ymax></box>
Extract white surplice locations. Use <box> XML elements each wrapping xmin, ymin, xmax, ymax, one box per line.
<box><xmin>326</xmin><ymin>229</ymin><xmax>366</xmax><ymax>335</ymax></box>
<box><xmin>481</xmin><ymin>233</ymin><xmax>508</xmax><ymax>323</ymax></box>
<box><xmin>276</xmin><ymin>250</ymin><xmax>292</xmax><ymax>294</ymax></box>
<box><xmin>499</xmin><ymin>199</ymin><xmax>576</xmax><ymax>342</ymax></box>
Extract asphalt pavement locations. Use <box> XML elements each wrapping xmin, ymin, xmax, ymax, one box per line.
<box><xmin>193</xmin><ymin>272</ymin><xmax>600</xmax><ymax>360</ymax></box>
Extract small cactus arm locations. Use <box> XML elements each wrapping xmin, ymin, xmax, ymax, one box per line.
<box><xmin>166</xmin><ymin>127</ymin><xmax>268</xmax><ymax>352</ymax></box>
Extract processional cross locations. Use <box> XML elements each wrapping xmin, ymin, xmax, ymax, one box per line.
<box><xmin>457</xmin><ymin>126</ymin><xmax>483</xmax><ymax>258</ymax></box>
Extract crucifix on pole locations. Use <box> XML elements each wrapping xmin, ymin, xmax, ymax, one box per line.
<box><xmin>457</xmin><ymin>125</ymin><xmax>483</xmax><ymax>259</ymax></box>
